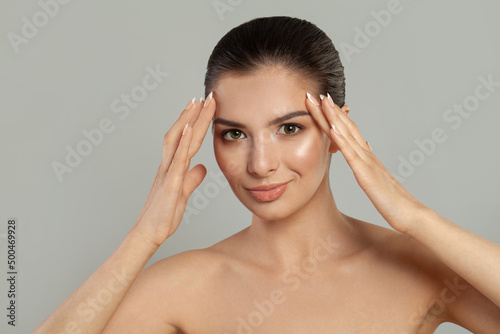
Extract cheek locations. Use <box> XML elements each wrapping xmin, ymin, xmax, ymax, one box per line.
<box><xmin>285</xmin><ymin>131</ymin><xmax>328</xmax><ymax>173</ymax></box>
<box><xmin>214</xmin><ymin>140</ymin><xmax>245</xmax><ymax>183</ymax></box>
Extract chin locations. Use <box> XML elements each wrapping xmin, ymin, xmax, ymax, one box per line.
<box><xmin>241</xmin><ymin>190</ymin><xmax>306</xmax><ymax>223</ymax></box>
<box><xmin>251</xmin><ymin>208</ymin><xmax>294</xmax><ymax>223</ymax></box>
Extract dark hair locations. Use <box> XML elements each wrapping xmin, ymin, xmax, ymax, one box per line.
<box><xmin>204</xmin><ymin>16</ymin><xmax>346</xmax><ymax>107</ymax></box>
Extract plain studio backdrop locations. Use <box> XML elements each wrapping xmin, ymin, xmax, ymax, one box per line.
<box><xmin>1</xmin><ymin>0</ymin><xmax>499</xmax><ymax>333</ymax></box>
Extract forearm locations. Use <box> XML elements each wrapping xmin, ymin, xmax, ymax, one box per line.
<box><xmin>33</xmin><ymin>226</ymin><xmax>158</xmax><ymax>334</ymax></box>
<box><xmin>408</xmin><ymin>208</ymin><xmax>500</xmax><ymax>308</ymax></box>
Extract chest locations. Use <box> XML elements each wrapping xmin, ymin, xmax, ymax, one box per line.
<box><xmin>182</xmin><ymin>265</ymin><xmax>440</xmax><ymax>334</ymax></box>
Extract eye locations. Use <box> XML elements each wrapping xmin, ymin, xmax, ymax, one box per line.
<box><xmin>221</xmin><ymin>129</ymin><xmax>246</xmax><ymax>141</ymax></box>
<box><xmin>279</xmin><ymin>123</ymin><xmax>304</xmax><ymax>136</ymax></box>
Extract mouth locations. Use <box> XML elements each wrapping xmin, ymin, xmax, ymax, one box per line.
<box><xmin>246</xmin><ymin>181</ymin><xmax>291</xmax><ymax>202</ymax></box>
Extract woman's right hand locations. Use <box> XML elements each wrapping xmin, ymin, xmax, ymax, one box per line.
<box><xmin>131</xmin><ymin>93</ymin><xmax>216</xmax><ymax>248</ymax></box>
<box><xmin>33</xmin><ymin>94</ymin><xmax>216</xmax><ymax>334</ymax></box>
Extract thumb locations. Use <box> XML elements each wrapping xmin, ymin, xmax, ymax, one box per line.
<box><xmin>183</xmin><ymin>164</ymin><xmax>207</xmax><ymax>197</ymax></box>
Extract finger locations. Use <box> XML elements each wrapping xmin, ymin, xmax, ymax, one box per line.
<box><xmin>187</xmin><ymin>92</ymin><xmax>217</xmax><ymax>159</ymax></box>
<box><xmin>337</xmin><ymin>110</ymin><xmax>369</xmax><ymax>152</ymax></box>
<box><xmin>188</xmin><ymin>95</ymin><xmax>207</xmax><ymax>125</ymax></box>
<box><xmin>160</xmin><ymin>97</ymin><xmax>199</xmax><ymax>172</ymax></box>
<box><xmin>163</xmin><ymin>124</ymin><xmax>193</xmax><ymax>196</ymax></box>
<box><xmin>320</xmin><ymin>94</ymin><xmax>370</xmax><ymax>155</ymax></box>
<box><xmin>171</xmin><ymin>163</ymin><xmax>207</xmax><ymax>227</ymax></box>
<box><xmin>316</xmin><ymin>95</ymin><xmax>368</xmax><ymax>167</ymax></box>
<box><xmin>305</xmin><ymin>92</ymin><xmax>331</xmax><ymax>135</ymax></box>
<box><xmin>182</xmin><ymin>164</ymin><xmax>207</xmax><ymax>199</ymax></box>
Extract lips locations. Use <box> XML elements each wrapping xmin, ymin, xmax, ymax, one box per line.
<box><xmin>246</xmin><ymin>181</ymin><xmax>291</xmax><ymax>202</ymax></box>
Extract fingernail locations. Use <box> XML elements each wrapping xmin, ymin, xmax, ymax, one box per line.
<box><xmin>204</xmin><ymin>91</ymin><xmax>213</xmax><ymax>107</ymax></box>
<box><xmin>327</xmin><ymin>93</ymin><xmax>335</xmax><ymax>107</ymax></box>
<box><xmin>199</xmin><ymin>96</ymin><xmax>204</xmax><ymax>103</ymax></box>
<box><xmin>306</xmin><ymin>92</ymin><xmax>319</xmax><ymax>106</ymax></box>
<box><xmin>319</xmin><ymin>94</ymin><xmax>326</xmax><ymax>100</ymax></box>
<box><xmin>366</xmin><ymin>141</ymin><xmax>373</xmax><ymax>152</ymax></box>
<box><xmin>182</xmin><ymin>122</ymin><xmax>189</xmax><ymax>136</ymax></box>
<box><xmin>331</xmin><ymin>123</ymin><xmax>340</xmax><ymax>135</ymax></box>
<box><xmin>185</xmin><ymin>97</ymin><xmax>196</xmax><ymax>110</ymax></box>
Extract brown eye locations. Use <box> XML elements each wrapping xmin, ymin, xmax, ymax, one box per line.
<box><xmin>222</xmin><ymin>129</ymin><xmax>246</xmax><ymax>141</ymax></box>
<box><xmin>279</xmin><ymin>124</ymin><xmax>303</xmax><ymax>135</ymax></box>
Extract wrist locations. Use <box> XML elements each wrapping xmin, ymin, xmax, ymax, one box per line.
<box><xmin>404</xmin><ymin>203</ymin><xmax>438</xmax><ymax>239</ymax></box>
<box><xmin>126</xmin><ymin>224</ymin><xmax>162</xmax><ymax>255</ymax></box>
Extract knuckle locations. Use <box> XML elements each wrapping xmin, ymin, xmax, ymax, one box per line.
<box><xmin>163</xmin><ymin>132</ymin><xmax>174</xmax><ymax>144</ymax></box>
<box><xmin>171</xmin><ymin>154</ymin><xmax>182</xmax><ymax>165</ymax></box>
<box><xmin>345</xmin><ymin>121</ymin><xmax>357</xmax><ymax>132</ymax></box>
<box><xmin>169</xmin><ymin>176</ymin><xmax>185</xmax><ymax>192</ymax></box>
<box><xmin>192</xmin><ymin>137</ymin><xmax>203</xmax><ymax>150</ymax></box>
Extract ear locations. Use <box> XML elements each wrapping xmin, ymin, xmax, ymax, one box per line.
<box><xmin>341</xmin><ymin>104</ymin><xmax>350</xmax><ymax>116</ymax></box>
<box><xmin>328</xmin><ymin>104</ymin><xmax>349</xmax><ymax>153</ymax></box>
<box><xmin>328</xmin><ymin>141</ymin><xmax>339</xmax><ymax>154</ymax></box>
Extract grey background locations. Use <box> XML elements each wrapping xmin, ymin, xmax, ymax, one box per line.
<box><xmin>1</xmin><ymin>0</ymin><xmax>499</xmax><ymax>333</ymax></box>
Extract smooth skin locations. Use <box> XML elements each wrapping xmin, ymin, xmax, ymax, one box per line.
<box><xmin>33</xmin><ymin>95</ymin><xmax>216</xmax><ymax>333</ymax></box>
<box><xmin>35</xmin><ymin>66</ymin><xmax>500</xmax><ymax>333</ymax></box>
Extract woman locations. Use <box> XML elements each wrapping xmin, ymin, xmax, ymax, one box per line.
<box><xmin>34</xmin><ymin>16</ymin><xmax>500</xmax><ymax>333</ymax></box>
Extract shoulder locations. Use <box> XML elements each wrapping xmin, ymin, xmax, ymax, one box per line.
<box><xmin>143</xmin><ymin>247</ymin><xmax>230</xmax><ymax>289</ymax></box>
<box><xmin>350</xmin><ymin>217</ymin><xmax>472</xmax><ymax>321</ymax></box>
<box><xmin>354</xmin><ymin>218</ymin><xmax>500</xmax><ymax>330</ymax></box>
<box><xmin>142</xmin><ymin>230</ymin><xmax>246</xmax><ymax>290</ymax></box>
<box><xmin>350</xmin><ymin>216</ymin><xmax>446</xmax><ymax>272</ymax></box>
<box><xmin>348</xmin><ymin>216</ymin><xmax>454</xmax><ymax>298</ymax></box>
<box><xmin>104</xmin><ymin>245</ymin><xmax>235</xmax><ymax>332</ymax></box>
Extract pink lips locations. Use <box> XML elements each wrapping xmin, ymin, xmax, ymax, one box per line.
<box><xmin>247</xmin><ymin>181</ymin><xmax>290</xmax><ymax>202</ymax></box>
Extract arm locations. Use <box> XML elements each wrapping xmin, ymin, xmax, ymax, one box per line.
<box><xmin>305</xmin><ymin>92</ymin><xmax>500</xmax><ymax>328</ymax></box>
<box><xmin>33</xmin><ymin>229</ymin><xmax>159</xmax><ymax>334</ymax></box>
<box><xmin>408</xmin><ymin>208</ymin><xmax>500</xmax><ymax>331</ymax></box>
<box><xmin>34</xmin><ymin>95</ymin><xmax>216</xmax><ymax>333</ymax></box>
<box><xmin>410</xmin><ymin>207</ymin><xmax>500</xmax><ymax>308</ymax></box>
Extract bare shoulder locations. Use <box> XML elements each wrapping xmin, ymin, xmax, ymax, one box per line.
<box><xmin>147</xmin><ymin>228</ymin><xmax>247</xmax><ymax>278</ymax></box>
<box><xmin>140</xmin><ymin>229</ymin><xmax>251</xmax><ymax>297</ymax></box>
<box><xmin>347</xmin><ymin>217</ymin><xmax>452</xmax><ymax>298</ymax></box>
<box><xmin>348</xmin><ymin>216</ymin><xmax>479</xmax><ymax>325</ymax></box>
<box><xmin>141</xmin><ymin>244</ymin><xmax>237</xmax><ymax>297</ymax></box>
<box><xmin>104</xmin><ymin>234</ymin><xmax>243</xmax><ymax>332</ymax></box>
<box><xmin>348</xmin><ymin>215</ymin><xmax>447</xmax><ymax>274</ymax></box>
<box><xmin>146</xmin><ymin>246</ymin><xmax>226</xmax><ymax>280</ymax></box>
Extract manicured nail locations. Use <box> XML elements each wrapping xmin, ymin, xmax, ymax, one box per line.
<box><xmin>199</xmin><ymin>96</ymin><xmax>204</xmax><ymax>103</ymax></box>
<box><xmin>319</xmin><ymin>94</ymin><xmax>326</xmax><ymax>100</ymax></box>
<box><xmin>306</xmin><ymin>92</ymin><xmax>319</xmax><ymax>106</ymax></box>
<box><xmin>327</xmin><ymin>93</ymin><xmax>335</xmax><ymax>107</ymax></box>
<box><xmin>182</xmin><ymin>122</ymin><xmax>189</xmax><ymax>136</ymax></box>
<box><xmin>185</xmin><ymin>97</ymin><xmax>196</xmax><ymax>110</ymax></box>
<box><xmin>366</xmin><ymin>141</ymin><xmax>373</xmax><ymax>152</ymax></box>
<box><xmin>204</xmin><ymin>91</ymin><xmax>213</xmax><ymax>107</ymax></box>
<box><xmin>331</xmin><ymin>123</ymin><xmax>340</xmax><ymax>135</ymax></box>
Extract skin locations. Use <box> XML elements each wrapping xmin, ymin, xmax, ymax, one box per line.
<box><xmin>34</xmin><ymin>66</ymin><xmax>500</xmax><ymax>334</ymax></box>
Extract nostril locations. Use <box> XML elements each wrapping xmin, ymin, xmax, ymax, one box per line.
<box><xmin>247</xmin><ymin>145</ymin><xmax>279</xmax><ymax>177</ymax></box>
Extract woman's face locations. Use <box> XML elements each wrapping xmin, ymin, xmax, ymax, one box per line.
<box><xmin>212</xmin><ymin>66</ymin><xmax>333</xmax><ymax>222</ymax></box>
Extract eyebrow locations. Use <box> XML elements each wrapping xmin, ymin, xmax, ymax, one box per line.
<box><xmin>212</xmin><ymin>111</ymin><xmax>311</xmax><ymax>128</ymax></box>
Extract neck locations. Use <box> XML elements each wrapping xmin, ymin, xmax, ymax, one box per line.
<box><xmin>245</xmin><ymin>173</ymin><xmax>359</xmax><ymax>269</ymax></box>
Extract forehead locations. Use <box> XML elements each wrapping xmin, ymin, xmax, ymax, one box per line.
<box><xmin>212</xmin><ymin>67</ymin><xmax>318</xmax><ymax>122</ymax></box>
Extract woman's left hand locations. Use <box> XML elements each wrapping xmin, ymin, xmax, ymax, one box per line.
<box><xmin>305</xmin><ymin>92</ymin><xmax>427</xmax><ymax>234</ymax></box>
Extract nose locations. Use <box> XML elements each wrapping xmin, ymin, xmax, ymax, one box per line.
<box><xmin>247</xmin><ymin>136</ymin><xmax>279</xmax><ymax>177</ymax></box>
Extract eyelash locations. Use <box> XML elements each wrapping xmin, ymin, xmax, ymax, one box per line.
<box><xmin>220</xmin><ymin>123</ymin><xmax>305</xmax><ymax>141</ymax></box>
